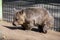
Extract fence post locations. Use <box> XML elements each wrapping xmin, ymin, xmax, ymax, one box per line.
<box><xmin>0</xmin><ymin>0</ymin><xmax>2</xmax><ymax>21</ymax></box>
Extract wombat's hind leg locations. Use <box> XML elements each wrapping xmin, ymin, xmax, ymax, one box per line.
<box><xmin>38</xmin><ymin>24</ymin><xmax>47</xmax><ymax>34</ymax></box>
<box><xmin>43</xmin><ymin>25</ymin><xmax>48</xmax><ymax>34</ymax></box>
<box><xmin>38</xmin><ymin>25</ymin><xmax>44</xmax><ymax>32</ymax></box>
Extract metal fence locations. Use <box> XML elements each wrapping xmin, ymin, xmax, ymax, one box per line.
<box><xmin>2</xmin><ymin>0</ymin><xmax>60</xmax><ymax>32</ymax></box>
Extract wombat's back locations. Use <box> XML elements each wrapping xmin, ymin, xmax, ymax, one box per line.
<box><xmin>24</xmin><ymin>7</ymin><xmax>47</xmax><ymax>20</ymax></box>
<box><xmin>24</xmin><ymin>7</ymin><xmax>54</xmax><ymax>27</ymax></box>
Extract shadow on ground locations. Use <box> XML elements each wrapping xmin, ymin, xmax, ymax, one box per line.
<box><xmin>3</xmin><ymin>25</ymin><xmax>41</xmax><ymax>32</ymax></box>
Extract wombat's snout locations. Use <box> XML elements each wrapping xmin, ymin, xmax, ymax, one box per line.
<box><xmin>12</xmin><ymin>19</ymin><xmax>24</xmax><ymax>26</ymax></box>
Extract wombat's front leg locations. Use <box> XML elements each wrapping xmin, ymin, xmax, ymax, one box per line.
<box><xmin>21</xmin><ymin>23</ymin><xmax>33</xmax><ymax>30</ymax></box>
<box><xmin>27</xmin><ymin>23</ymin><xmax>34</xmax><ymax>30</ymax></box>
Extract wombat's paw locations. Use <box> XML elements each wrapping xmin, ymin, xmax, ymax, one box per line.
<box><xmin>22</xmin><ymin>25</ymin><xmax>32</xmax><ymax>30</ymax></box>
<box><xmin>43</xmin><ymin>30</ymin><xmax>47</xmax><ymax>34</ymax></box>
<box><xmin>22</xmin><ymin>26</ymin><xmax>31</xmax><ymax>30</ymax></box>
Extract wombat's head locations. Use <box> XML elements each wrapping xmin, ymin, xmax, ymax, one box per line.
<box><xmin>13</xmin><ymin>9</ymin><xmax>26</xmax><ymax>26</ymax></box>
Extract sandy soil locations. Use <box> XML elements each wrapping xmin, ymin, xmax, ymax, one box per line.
<box><xmin>0</xmin><ymin>21</ymin><xmax>60</xmax><ymax>40</ymax></box>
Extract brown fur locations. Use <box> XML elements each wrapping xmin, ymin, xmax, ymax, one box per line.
<box><xmin>12</xmin><ymin>7</ymin><xmax>54</xmax><ymax>33</ymax></box>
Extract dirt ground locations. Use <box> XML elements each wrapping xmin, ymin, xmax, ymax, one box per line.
<box><xmin>0</xmin><ymin>21</ymin><xmax>60</xmax><ymax>40</ymax></box>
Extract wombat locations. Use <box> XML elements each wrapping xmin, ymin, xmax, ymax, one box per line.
<box><xmin>12</xmin><ymin>7</ymin><xmax>54</xmax><ymax>33</ymax></box>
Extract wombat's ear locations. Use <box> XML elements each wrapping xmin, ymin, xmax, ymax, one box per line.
<box><xmin>19</xmin><ymin>9</ymin><xmax>26</xmax><ymax>17</ymax></box>
<box><xmin>13</xmin><ymin>8</ymin><xmax>18</xmax><ymax>12</ymax></box>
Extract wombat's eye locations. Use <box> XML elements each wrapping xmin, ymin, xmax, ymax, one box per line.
<box><xmin>19</xmin><ymin>12</ymin><xmax>22</xmax><ymax>14</ymax></box>
<box><xmin>19</xmin><ymin>10</ymin><xmax>24</xmax><ymax>14</ymax></box>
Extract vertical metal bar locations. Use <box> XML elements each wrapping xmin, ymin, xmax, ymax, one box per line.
<box><xmin>0</xmin><ymin>0</ymin><xmax>2</xmax><ymax>20</ymax></box>
<box><xmin>57</xmin><ymin>5</ymin><xmax>58</xmax><ymax>31</ymax></box>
